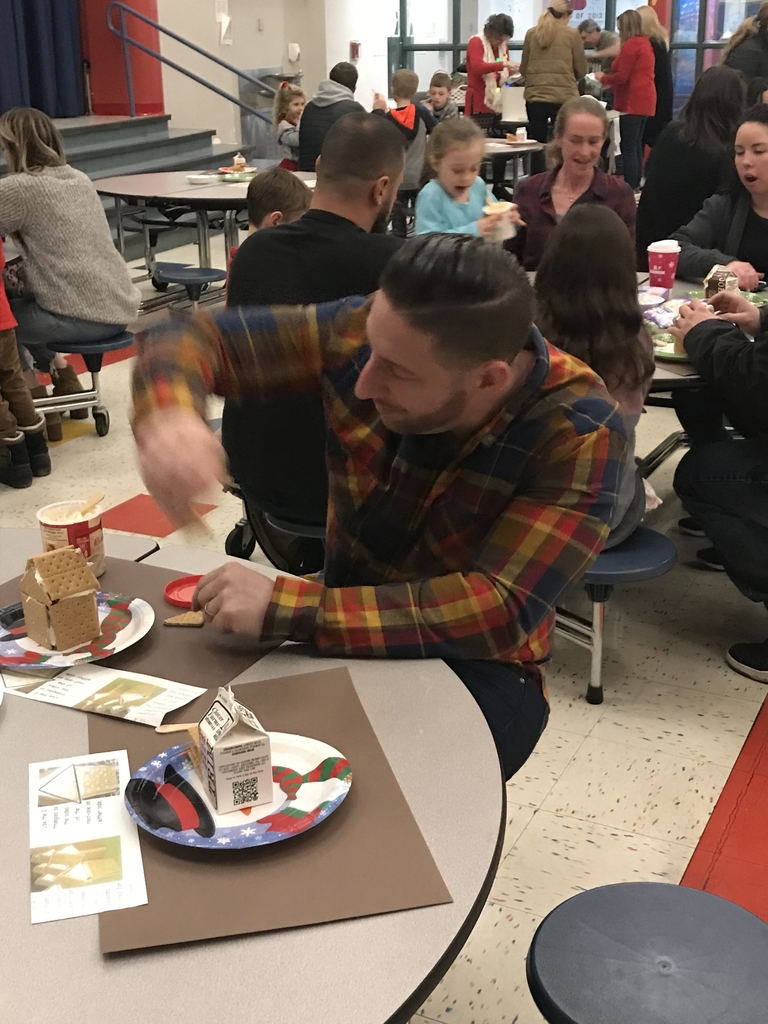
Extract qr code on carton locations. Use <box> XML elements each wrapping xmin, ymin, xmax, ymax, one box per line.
<box><xmin>233</xmin><ymin>777</ymin><xmax>259</xmax><ymax>806</ymax></box>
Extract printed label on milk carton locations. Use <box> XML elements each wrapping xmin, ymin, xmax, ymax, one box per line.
<box><xmin>198</xmin><ymin>687</ymin><xmax>272</xmax><ymax>814</ymax></box>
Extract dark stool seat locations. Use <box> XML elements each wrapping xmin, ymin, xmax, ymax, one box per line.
<box><xmin>555</xmin><ymin>527</ymin><xmax>677</xmax><ymax>703</ymax></box>
<box><xmin>527</xmin><ymin>882</ymin><xmax>768</xmax><ymax>1024</ymax></box>
<box><xmin>33</xmin><ymin>332</ymin><xmax>135</xmax><ymax>437</ymax></box>
<box><xmin>583</xmin><ymin>526</ymin><xmax>678</xmax><ymax>586</ymax></box>
<box><xmin>155</xmin><ymin>265</ymin><xmax>228</xmax><ymax>306</ymax></box>
<box><xmin>264</xmin><ymin>514</ymin><xmax>327</xmax><ymax>540</ymax></box>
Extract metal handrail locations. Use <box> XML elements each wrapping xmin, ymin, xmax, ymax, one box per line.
<box><xmin>106</xmin><ymin>1</ymin><xmax>275</xmax><ymax>124</ymax></box>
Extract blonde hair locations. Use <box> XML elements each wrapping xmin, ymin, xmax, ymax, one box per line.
<box><xmin>0</xmin><ymin>107</ymin><xmax>66</xmax><ymax>174</ymax></box>
<box><xmin>421</xmin><ymin>117</ymin><xmax>484</xmax><ymax>185</ymax></box>
<box><xmin>392</xmin><ymin>68</ymin><xmax>419</xmax><ymax>100</ymax></box>
<box><xmin>720</xmin><ymin>3</ymin><xmax>768</xmax><ymax>63</ymax></box>
<box><xmin>637</xmin><ymin>5</ymin><xmax>669</xmax><ymax>47</ymax></box>
<box><xmin>547</xmin><ymin>95</ymin><xmax>608</xmax><ymax>167</ymax></box>
<box><xmin>617</xmin><ymin>9</ymin><xmax>644</xmax><ymax>44</ymax></box>
<box><xmin>272</xmin><ymin>82</ymin><xmax>305</xmax><ymax>127</ymax></box>
<box><xmin>533</xmin><ymin>0</ymin><xmax>574</xmax><ymax>49</ymax></box>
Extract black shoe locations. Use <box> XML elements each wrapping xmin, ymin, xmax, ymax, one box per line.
<box><xmin>727</xmin><ymin>639</ymin><xmax>768</xmax><ymax>683</ymax></box>
<box><xmin>696</xmin><ymin>547</ymin><xmax>726</xmax><ymax>571</ymax></box>
<box><xmin>0</xmin><ymin>440</ymin><xmax>33</xmax><ymax>488</ymax></box>
<box><xmin>678</xmin><ymin>517</ymin><xmax>705</xmax><ymax>537</ymax></box>
<box><xmin>24</xmin><ymin>430</ymin><xmax>51</xmax><ymax>477</ymax></box>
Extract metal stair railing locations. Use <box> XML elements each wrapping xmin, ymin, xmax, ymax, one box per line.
<box><xmin>106</xmin><ymin>1</ymin><xmax>275</xmax><ymax>123</ymax></box>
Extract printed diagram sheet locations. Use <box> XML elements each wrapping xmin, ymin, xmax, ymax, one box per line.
<box><xmin>29</xmin><ymin>749</ymin><xmax>147</xmax><ymax>923</ymax></box>
<box><xmin>5</xmin><ymin>664</ymin><xmax>205</xmax><ymax>727</ymax></box>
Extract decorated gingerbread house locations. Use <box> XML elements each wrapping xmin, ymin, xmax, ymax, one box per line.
<box><xmin>20</xmin><ymin>546</ymin><xmax>101</xmax><ymax>651</ymax></box>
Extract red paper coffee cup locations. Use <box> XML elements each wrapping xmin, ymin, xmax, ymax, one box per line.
<box><xmin>648</xmin><ymin>242</ymin><xmax>680</xmax><ymax>290</ymax></box>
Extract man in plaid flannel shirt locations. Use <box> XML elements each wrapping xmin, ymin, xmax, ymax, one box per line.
<box><xmin>133</xmin><ymin>235</ymin><xmax>627</xmax><ymax>778</ymax></box>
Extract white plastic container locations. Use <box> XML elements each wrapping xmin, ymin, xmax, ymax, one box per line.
<box><xmin>36</xmin><ymin>500</ymin><xmax>105</xmax><ymax>577</ymax></box>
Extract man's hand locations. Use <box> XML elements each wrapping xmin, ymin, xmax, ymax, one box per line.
<box><xmin>134</xmin><ymin>408</ymin><xmax>226</xmax><ymax>527</ymax></box>
<box><xmin>669</xmin><ymin>298</ymin><xmax>717</xmax><ymax>342</ymax></box>
<box><xmin>372</xmin><ymin>92</ymin><xmax>389</xmax><ymax>111</ymax></box>
<box><xmin>193</xmin><ymin>562</ymin><xmax>276</xmax><ymax>636</ymax></box>
<box><xmin>726</xmin><ymin>260</ymin><xmax>763</xmax><ymax>291</ymax></box>
<box><xmin>709</xmin><ymin>289</ymin><xmax>762</xmax><ymax>334</ymax></box>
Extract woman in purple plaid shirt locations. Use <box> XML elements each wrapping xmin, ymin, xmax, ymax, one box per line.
<box><xmin>505</xmin><ymin>96</ymin><xmax>636</xmax><ymax>270</ymax></box>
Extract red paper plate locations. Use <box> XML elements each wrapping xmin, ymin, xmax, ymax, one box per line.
<box><xmin>164</xmin><ymin>575</ymin><xmax>203</xmax><ymax>609</ymax></box>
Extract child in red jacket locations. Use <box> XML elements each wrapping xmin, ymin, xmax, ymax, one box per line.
<box><xmin>597</xmin><ymin>10</ymin><xmax>656</xmax><ymax>190</ymax></box>
<box><xmin>0</xmin><ymin>238</ymin><xmax>50</xmax><ymax>487</ymax></box>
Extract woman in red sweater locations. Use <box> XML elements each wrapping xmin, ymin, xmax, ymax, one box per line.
<box><xmin>465</xmin><ymin>13</ymin><xmax>519</xmax><ymax>116</ymax></box>
<box><xmin>597</xmin><ymin>9</ymin><xmax>656</xmax><ymax>190</ymax></box>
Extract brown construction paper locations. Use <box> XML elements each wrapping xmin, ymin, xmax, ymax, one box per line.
<box><xmin>0</xmin><ymin>559</ymin><xmax>276</xmax><ymax>688</ymax></box>
<box><xmin>90</xmin><ymin>668</ymin><xmax>452</xmax><ymax>953</ymax></box>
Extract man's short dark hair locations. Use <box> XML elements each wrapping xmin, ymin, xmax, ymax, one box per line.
<box><xmin>484</xmin><ymin>13</ymin><xmax>514</xmax><ymax>38</ymax></box>
<box><xmin>318</xmin><ymin>112</ymin><xmax>405</xmax><ymax>189</ymax></box>
<box><xmin>380</xmin><ymin>234</ymin><xmax>535</xmax><ymax>367</ymax></box>
<box><xmin>246</xmin><ymin>167</ymin><xmax>311</xmax><ymax>226</ymax></box>
<box><xmin>329</xmin><ymin>62</ymin><xmax>358</xmax><ymax>92</ymax></box>
<box><xmin>578</xmin><ymin>19</ymin><xmax>601</xmax><ymax>34</ymax></box>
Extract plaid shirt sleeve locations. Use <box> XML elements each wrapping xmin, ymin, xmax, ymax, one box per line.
<box><xmin>131</xmin><ymin>297</ymin><xmax>371</xmax><ymax>424</ymax></box>
<box><xmin>262</xmin><ymin>419</ymin><xmax>626</xmax><ymax>660</ymax></box>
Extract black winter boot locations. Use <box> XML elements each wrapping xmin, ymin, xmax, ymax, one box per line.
<box><xmin>0</xmin><ymin>433</ymin><xmax>33</xmax><ymax>488</ymax></box>
<box><xmin>22</xmin><ymin>423</ymin><xmax>52</xmax><ymax>477</ymax></box>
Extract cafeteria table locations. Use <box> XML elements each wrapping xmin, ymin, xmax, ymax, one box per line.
<box><xmin>0</xmin><ymin>528</ymin><xmax>159</xmax><ymax>585</ymax></box>
<box><xmin>484</xmin><ymin>139</ymin><xmax>543</xmax><ymax>190</ymax></box>
<box><xmin>1</xmin><ymin>544</ymin><xmax>505</xmax><ymax>1024</ymax></box>
<box><xmin>97</xmin><ymin>168</ymin><xmax>317</xmax><ymax>266</ymax></box>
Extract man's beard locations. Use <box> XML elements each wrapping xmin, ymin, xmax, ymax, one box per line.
<box><xmin>375</xmin><ymin>388</ymin><xmax>469</xmax><ymax>435</ymax></box>
<box><xmin>371</xmin><ymin>199</ymin><xmax>395</xmax><ymax>234</ymax></box>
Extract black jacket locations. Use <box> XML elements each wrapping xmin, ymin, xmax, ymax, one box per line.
<box><xmin>643</xmin><ymin>39</ymin><xmax>674</xmax><ymax>147</ymax></box>
<box><xmin>724</xmin><ymin>34</ymin><xmax>768</xmax><ymax>83</ymax></box>
<box><xmin>637</xmin><ymin>122</ymin><xmax>732</xmax><ymax>267</ymax></box>
<box><xmin>223</xmin><ymin>211</ymin><xmax>403</xmax><ymax>523</ymax></box>
<box><xmin>672</xmin><ymin>191</ymin><xmax>752</xmax><ymax>281</ymax></box>
<box><xmin>684</xmin><ymin>306</ymin><xmax>768</xmax><ymax>439</ymax></box>
<box><xmin>297</xmin><ymin>83</ymin><xmax>364</xmax><ymax>171</ymax></box>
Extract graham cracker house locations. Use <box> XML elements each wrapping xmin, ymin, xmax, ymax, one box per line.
<box><xmin>20</xmin><ymin>546</ymin><xmax>101</xmax><ymax>651</ymax></box>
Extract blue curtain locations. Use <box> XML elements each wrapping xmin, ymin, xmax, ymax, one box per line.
<box><xmin>0</xmin><ymin>0</ymin><xmax>85</xmax><ymax>117</ymax></box>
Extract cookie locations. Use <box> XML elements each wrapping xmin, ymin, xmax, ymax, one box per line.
<box><xmin>163</xmin><ymin>610</ymin><xmax>204</xmax><ymax>628</ymax></box>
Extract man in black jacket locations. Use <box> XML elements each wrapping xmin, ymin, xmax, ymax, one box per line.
<box><xmin>224</xmin><ymin>112</ymin><xmax>405</xmax><ymax>573</ymax></box>
<box><xmin>298</xmin><ymin>62</ymin><xmax>364</xmax><ymax>172</ymax></box>
<box><xmin>671</xmin><ymin>293</ymin><xmax>768</xmax><ymax>682</ymax></box>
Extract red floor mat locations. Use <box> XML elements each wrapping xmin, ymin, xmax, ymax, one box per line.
<box><xmin>681</xmin><ymin>697</ymin><xmax>768</xmax><ymax>921</ymax></box>
<box><xmin>101</xmin><ymin>493</ymin><xmax>216</xmax><ymax>538</ymax></box>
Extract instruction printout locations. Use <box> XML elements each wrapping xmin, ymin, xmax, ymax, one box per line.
<box><xmin>4</xmin><ymin>664</ymin><xmax>205</xmax><ymax>727</ymax></box>
<box><xmin>29</xmin><ymin>749</ymin><xmax>147</xmax><ymax>923</ymax></box>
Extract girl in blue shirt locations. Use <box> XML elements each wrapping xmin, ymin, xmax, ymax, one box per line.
<box><xmin>416</xmin><ymin>118</ymin><xmax>521</xmax><ymax>237</ymax></box>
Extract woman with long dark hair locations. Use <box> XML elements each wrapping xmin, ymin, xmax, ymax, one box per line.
<box><xmin>722</xmin><ymin>2</ymin><xmax>768</xmax><ymax>84</ymax></box>
<box><xmin>637</xmin><ymin>65</ymin><xmax>746</xmax><ymax>266</ymax></box>
<box><xmin>673</xmin><ymin>104</ymin><xmax>768</xmax><ymax>288</ymax></box>
<box><xmin>536</xmin><ymin>205</ymin><xmax>654</xmax><ymax>547</ymax></box>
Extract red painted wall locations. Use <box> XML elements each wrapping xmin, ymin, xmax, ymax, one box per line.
<box><xmin>80</xmin><ymin>0</ymin><xmax>164</xmax><ymax>115</ymax></box>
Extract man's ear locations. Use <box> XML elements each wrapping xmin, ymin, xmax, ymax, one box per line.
<box><xmin>266</xmin><ymin>211</ymin><xmax>284</xmax><ymax>227</ymax></box>
<box><xmin>371</xmin><ymin>174</ymin><xmax>391</xmax><ymax>207</ymax></box>
<box><xmin>478</xmin><ymin>360</ymin><xmax>515</xmax><ymax>391</ymax></box>
<box><xmin>314</xmin><ymin>154</ymin><xmax>322</xmax><ymax>173</ymax></box>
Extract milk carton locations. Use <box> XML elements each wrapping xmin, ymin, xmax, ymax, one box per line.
<box><xmin>198</xmin><ymin>687</ymin><xmax>272</xmax><ymax>813</ymax></box>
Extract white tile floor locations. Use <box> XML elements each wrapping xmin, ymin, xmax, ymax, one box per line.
<box><xmin>9</xmin><ymin>236</ymin><xmax>767</xmax><ymax>1024</ymax></box>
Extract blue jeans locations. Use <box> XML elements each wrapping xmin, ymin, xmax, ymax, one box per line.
<box><xmin>619</xmin><ymin>113</ymin><xmax>647</xmax><ymax>190</ymax></box>
<box><xmin>445</xmin><ymin>659</ymin><xmax>549</xmax><ymax>780</ymax></box>
<box><xmin>10</xmin><ymin>297</ymin><xmax>125</xmax><ymax>371</ymax></box>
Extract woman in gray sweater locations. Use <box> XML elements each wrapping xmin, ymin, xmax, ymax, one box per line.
<box><xmin>0</xmin><ymin>108</ymin><xmax>139</xmax><ymax>426</ymax></box>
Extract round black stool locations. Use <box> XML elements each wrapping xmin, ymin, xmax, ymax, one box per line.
<box><xmin>527</xmin><ymin>882</ymin><xmax>768</xmax><ymax>1024</ymax></box>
